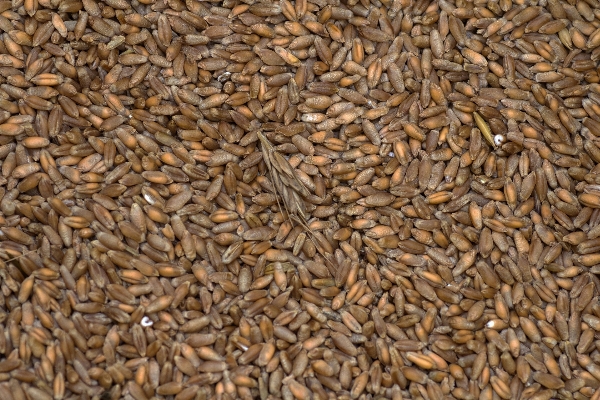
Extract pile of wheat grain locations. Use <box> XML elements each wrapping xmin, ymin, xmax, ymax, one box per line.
<box><xmin>0</xmin><ymin>0</ymin><xmax>599</xmax><ymax>399</ymax></box>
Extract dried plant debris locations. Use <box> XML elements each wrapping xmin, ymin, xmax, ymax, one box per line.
<box><xmin>257</xmin><ymin>131</ymin><xmax>310</xmax><ymax>220</ymax></box>
<box><xmin>0</xmin><ymin>0</ymin><xmax>600</xmax><ymax>399</ymax></box>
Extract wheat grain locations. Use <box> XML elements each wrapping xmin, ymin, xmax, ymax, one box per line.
<box><xmin>1</xmin><ymin>0</ymin><xmax>600</xmax><ymax>399</ymax></box>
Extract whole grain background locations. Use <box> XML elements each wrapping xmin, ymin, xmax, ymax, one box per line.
<box><xmin>0</xmin><ymin>0</ymin><xmax>599</xmax><ymax>398</ymax></box>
